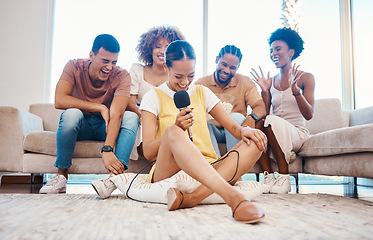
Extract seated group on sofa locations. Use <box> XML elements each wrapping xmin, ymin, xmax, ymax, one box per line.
<box><xmin>2</xmin><ymin>26</ymin><xmax>373</xmax><ymax>224</ymax></box>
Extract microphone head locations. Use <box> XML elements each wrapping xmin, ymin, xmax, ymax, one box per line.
<box><xmin>173</xmin><ymin>90</ymin><xmax>190</xmax><ymax>109</ymax></box>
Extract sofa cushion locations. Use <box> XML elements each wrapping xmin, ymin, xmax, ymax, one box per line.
<box><xmin>298</xmin><ymin>123</ymin><xmax>373</xmax><ymax>157</ymax></box>
<box><xmin>29</xmin><ymin>104</ymin><xmax>63</xmax><ymax>132</ymax></box>
<box><xmin>23</xmin><ymin>131</ymin><xmax>103</xmax><ymax>158</ymax></box>
<box><xmin>305</xmin><ymin>98</ymin><xmax>346</xmax><ymax>135</ymax></box>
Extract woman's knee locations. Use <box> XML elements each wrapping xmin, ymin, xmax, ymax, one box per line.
<box><xmin>164</xmin><ymin>125</ymin><xmax>184</xmax><ymax>141</ymax></box>
<box><xmin>237</xmin><ymin>140</ymin><xmax>262</xmax><ymax>160</ymax></box>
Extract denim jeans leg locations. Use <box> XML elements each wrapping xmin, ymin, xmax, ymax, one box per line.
<box><xmin>55</xmin><ymin>109</ymin><xmax>93</xmax><ymax>170</ymax></box>
<box><xmin>225</xmin><ymin>112</ymin><xmax>246</xmax><ymax>151</ymax></box>
<box><xmin>115</xmin><ymin>111</ymin><xmax>139</xmax><ymax>168</ymax></box>
<box><xmin>207</xmin><ymin>123</ymin><xmax>226</xmax><ymax>158</ymax></box>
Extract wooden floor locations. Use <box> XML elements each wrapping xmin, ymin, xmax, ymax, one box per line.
<box><xmin>1</xmin><ymin>173</ymin><xmax>372</xmax><ymax>202</ymax></box>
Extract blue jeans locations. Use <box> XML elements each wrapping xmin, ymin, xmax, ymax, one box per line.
<box><xmin>208</xmin><ymin>112</ymin><xmax>246</xmax><ymax>158</ymax></box>
<box><xmin>55</xmin><ymin>108</ymin><xmax>139</xmax><ymax>170</ymax></box>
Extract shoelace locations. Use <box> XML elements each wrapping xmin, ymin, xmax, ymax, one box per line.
<box><xmin>103</xmin><ymin>177</ymin><xmax>115</xmax><ymax>190</ymax></box>
<box><xmin>263</xmin><ymin>173</ymin><xmax>276</xmax><ymax>185</ymax></box>
<box><xmin>45</xmin><ymin>175</ymin><xmax>61</xmax><ymax>186</ymax></box>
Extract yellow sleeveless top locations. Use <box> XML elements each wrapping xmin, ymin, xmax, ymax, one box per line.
<box><xmin>154</xmin><ymin>85</ymin><xmax>218</xmax><ymax>163</ymax></box>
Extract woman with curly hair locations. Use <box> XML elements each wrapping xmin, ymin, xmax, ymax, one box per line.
<box><xmin>127</xmin><ymin>26</ymin><xmax>185</xmax><ymax>160</ymax></box>
<box><xmin>250</xmin><ymin>27</ymin><xmax>315</xmax><ymax>194</ymax></box>
<box><xmin>128</xmin><ymin>26</ymin><xmax>185</xmax><ymax>119</ymax></box>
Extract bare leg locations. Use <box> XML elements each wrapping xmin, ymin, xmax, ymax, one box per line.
<box><xmin>58</xmin><ymin>169</ymin><xmax>68</xmax><ymax>179</ymax></box>
<box><xmin>175</xmin><ymin>140</ymin><xmax>262</xmax><ymax>208</ymax></box>
<box><xmin>153</xmin><ymin>125</ymin><xmax>262</xmax><ymax>209</ymax></box>
<box><xmin>263</xmin><ymin>125</ymin><xmax>288</xmax><ymax>174</ymax></box>
<box><xmin>256</xmin><ymin>119</ymin><xmax>272</xmax><ymax>173</ymax></box>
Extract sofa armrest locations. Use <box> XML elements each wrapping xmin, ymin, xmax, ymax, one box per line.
<box><xmin>299</xmin><ymin>123</ymin><xmax>373</xmax><ymax>157</ymax></box>
<box><xmin>0</xmin><ymin>106</ymin><xmax>43</xmax><ymax>171</ymax></box>
<box><xmin>350</xmin><ymin>106</ymin><xmax>373</xmax><ymax>127</ymax></box>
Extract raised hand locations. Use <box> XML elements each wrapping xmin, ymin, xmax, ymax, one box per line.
<box><xmin>289</xmin><ymin>63</ymin><xmax>302</xmax><ymax>95</ymax></box>
<box><xmin>251</xmin><ymin>66</ymin><xmax>271</xmax><ymax>92</ymax></box>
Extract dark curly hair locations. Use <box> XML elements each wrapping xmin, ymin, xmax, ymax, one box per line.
<box><xmin>136</xmin><ymin>26</ymin><xmax>185</xmax><ymax>65</ymax></box>
<box><xmin>268</xmin><ymin>27</ymin><xmax>304</xmax><ymax>60</ymax></box>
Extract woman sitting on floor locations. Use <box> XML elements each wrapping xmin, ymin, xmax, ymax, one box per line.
<box><xmin>140</xmin><ymin>40</ymin><xmax>267</xmax><ymax>224</ymax></box>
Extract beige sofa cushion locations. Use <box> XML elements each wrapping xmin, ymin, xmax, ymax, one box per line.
<box><xmin>305</xmin><ymin>98</ymin><xmax>346</xmax><ymax>135</ymax></box>
<box><xmin>29</xmin><ymin>104</ymin><xmax>63</xmax><ymax>132</ymax></box>
<box><xmin>23</xmin><ymin>131</ymin><xmax>103</xmax><ymax>158</ymax></box>
<box><xmin>298</xmin><ymin>123</ymin><xmax>373</xmax><ymax>157</ymax></box>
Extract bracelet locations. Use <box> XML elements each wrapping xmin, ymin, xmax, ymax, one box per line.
<box><xmin>293</xmin><ymin>92</ymin><xmax>301</xmax><ymax>96</ymax></box>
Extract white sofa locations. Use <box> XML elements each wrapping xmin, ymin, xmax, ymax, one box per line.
<box><xmin>0</xmin><ymin>98</ymin><xmax>372</xmax><ymax>184</ymax></box>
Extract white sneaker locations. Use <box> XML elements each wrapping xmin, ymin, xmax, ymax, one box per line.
<box><xmin>271</xmin><ymin>173</ymin><xmax>291</xmax><ymax>194</ymax></box>
<box><xmin>262</xmin><ymin>171</ymin><xmax>276</xmax><ymax>194</ymax></box>
<box><xmin>91</xmin><ymin>175</ymin><xmax>117</xmax><ymax>199</ymax></box>
<box><xmin>39</xmin><ymin>174</ymin><xmax>67</xmax><ymax>194</ymax></box>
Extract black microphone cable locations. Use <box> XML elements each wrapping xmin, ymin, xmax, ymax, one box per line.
<box><xmin>125</xmin><ymin>160</ymin><xmax>156</xmax><ymax>202</ymax></box>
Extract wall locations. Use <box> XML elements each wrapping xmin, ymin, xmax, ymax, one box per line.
<box><xmin>0</xmin><ymin>0</ymin><xmax>54</xmax><ymax>111</ymax></box>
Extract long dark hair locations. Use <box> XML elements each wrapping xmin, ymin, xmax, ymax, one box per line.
<box><xmin>165</xmin><ymin>40</ymin><xmax>196</xmax><ymax>68</ymax></box>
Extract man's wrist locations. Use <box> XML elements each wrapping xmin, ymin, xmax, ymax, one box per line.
<box><xmin>248</xmin><ymin>113</ymin><xmax>259</xmax><ymax>123</ymax></box>
<box><xmin>101</xmin><ymin>145</ymin><xmax>114</xmax><ymax>153</ymax></box>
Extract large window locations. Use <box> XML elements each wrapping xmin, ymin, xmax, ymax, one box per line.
<box><xmin>49</xmin><ymin>0</ymin><xmax>371</xmax><ymax>185</ymax></box>
<box><xmin>50</xmin><ymin>0</ymin><xmax>203</xmax><ymax>101</ymax></box>
<box><xmin>51</xmin><ymin>0</ymin><xmax>345</xmax><ymax>103</ymax></box>
<box><xmin>207</xmin><ymin>0</ymin><xmax>282</xmax><ymax>76</ymax></box>
<box><xmin>352</xmin><ymin>0</ymin><xmax>373</xmax><ymax>109</ymax></box>
<box><xmin>299</xmin><ymin>0</ymin><xmax>342</xmax><ymax>101</ymax></box>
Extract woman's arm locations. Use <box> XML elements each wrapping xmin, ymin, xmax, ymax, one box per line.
<box><xmin>293</xmin><ymin>71</ymin><xmax>315</xmax><ymax>120</ymax></box>
<box><xmin>141</xmin><ymin>110</ymin><xmax>161</xmax><ymax>162</ymax></box>
<box><xmin>250</xmin><ymin>67</ymin><xmax>272</xmax><ymax>115</ymax></box>
<box><xmin>209</xmin><ymin>103</ymin><xmax>267</xmax><ymax>152</ymax></box>
<box><xmin>142</xmin><ymin>107</ymin><xmax>194</xmax><ymax>162</ymax></box>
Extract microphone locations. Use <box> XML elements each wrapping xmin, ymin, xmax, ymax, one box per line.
<box><xmin>173</xmin><ymin>90</ymin><xmax>193</xmax><ymax>142</ymax></box>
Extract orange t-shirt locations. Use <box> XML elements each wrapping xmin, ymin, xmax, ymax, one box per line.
<box><xmin>196</xmin><ymin>73</ymin><xmax>262</xmax><ymax>116</ymax></box>
<box><xmin>59</xmin><ymin>59</ymin><xmax>131</xmax><ymax>115</ymax></box>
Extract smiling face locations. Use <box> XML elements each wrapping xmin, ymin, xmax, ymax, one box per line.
<box><xmin>215</xmin><ymin>53</ymin><xmax>240</xmax><ymax>85</ymax></box>
<box><xmin>270</xmin><ymin>40</ymin><xmax>294</xmax><ymax>69</ymax></box>
<box><xmin>89</xmin><ymin>47</ymin><xmax>119</xmax><ymax>82</ymax></box>
<box><xmin>152</xmin><ymin>38</ymin><xmax>170</xmax><ymax>67</ymax></box>
<box><xmin>165</xmin><ymin>58</ymin><xmax>195</xmax><ymax>92</ymax></box>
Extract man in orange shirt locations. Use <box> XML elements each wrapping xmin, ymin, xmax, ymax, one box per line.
<box><xmin>40</xmin><ymin>34</ymin><xmax>139</xmax><ymax>195</ymax></box>
<box><xmin>196</xmin><ymin>45</ymin><xmax>266</xmax><ymax>157</ymax></box>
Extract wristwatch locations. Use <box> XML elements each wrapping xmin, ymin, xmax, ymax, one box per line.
<box><xmin>249</xmin><ymin>113</ymin><xmax>259</xmax><ymax>122</ymax></box>
<box><xmin>101</xmin><ymin>145</ymin><xmax>114</xmax><ymax>153</ymax></box>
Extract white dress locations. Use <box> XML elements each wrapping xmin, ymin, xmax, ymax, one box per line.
<box><xmin>130</xmin><ymin>63</ymin><xmax>155</xmax><ymax>103</ymax></box>
<box><xmin>264</xmin><ymin>86</ymin><xmax>310</xmax><ymax>163</ymax></box>
<box><xmin>129</xmin><ymin>63</ymin><xmax>157</xmax><ymax>160</ymax></box>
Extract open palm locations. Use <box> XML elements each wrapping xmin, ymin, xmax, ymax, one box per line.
<box><xmin>251</xmin><ymin>66</ymin><xmax>271</xmax><ymax>92</ymax></box>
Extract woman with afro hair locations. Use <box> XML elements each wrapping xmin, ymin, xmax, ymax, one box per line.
<box><xmin>251</xmin><ymin>27</ymin><xmax>315</xmax><ymax>194</ymax></box>
<box><xmin>127</xmin><ymin>26</ymin><xmax>185</xmax><ymax>160</ymax></box>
